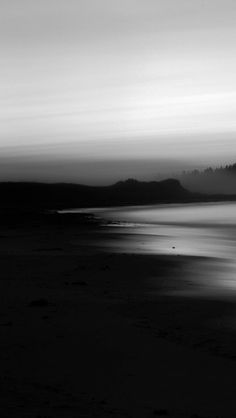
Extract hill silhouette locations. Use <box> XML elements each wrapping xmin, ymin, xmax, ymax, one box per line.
<box><xmin>0</xmin><ymin>178</ymin><xmax>195</xmax><ymax>210</ymax></box>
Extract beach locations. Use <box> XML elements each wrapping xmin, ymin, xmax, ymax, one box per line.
<box><xmin>1</xmin><ymin>211</ymin><xmax>236</xmax><ymax>417</ymax></box>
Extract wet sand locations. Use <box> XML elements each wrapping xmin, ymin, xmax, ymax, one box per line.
<box><xmin>1</xmin><ymin>213</ymin><xmax>236</xmax><ymax>417</ymax></box>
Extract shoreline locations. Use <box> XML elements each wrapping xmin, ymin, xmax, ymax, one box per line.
<box><xmin>1</xmin><ymin>211</ymin><xmax>236</xmax><ymax>416</ymax></box>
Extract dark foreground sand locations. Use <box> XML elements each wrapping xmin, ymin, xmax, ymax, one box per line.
<box><xmin>1</xmin><ymin>213</ymin><xmax>236</xmax><ymax>417</ymax></box>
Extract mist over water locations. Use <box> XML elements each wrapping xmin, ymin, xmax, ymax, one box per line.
<box><xmin>94</xmin><ymin>202</ymin><xmax>236</xmax><ymax>298</ymax></box>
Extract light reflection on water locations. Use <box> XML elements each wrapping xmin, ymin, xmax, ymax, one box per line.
<box><xmin>96</xmin><ymin>202</ymin><xmax>236</xmax><ymax>297</ymax></box>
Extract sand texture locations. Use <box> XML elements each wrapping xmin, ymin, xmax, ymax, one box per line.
<box><xmin>0</xmin><ymin>213</ymin><xmax>236</xmax><ymax>417</ymax></box>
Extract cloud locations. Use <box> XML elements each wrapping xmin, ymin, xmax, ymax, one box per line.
<box><xmin>0</xmin><ymin>0</ymin><xmax>236</xmax><ymax>181</ymax></box>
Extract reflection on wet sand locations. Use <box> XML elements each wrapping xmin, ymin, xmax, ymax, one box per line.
<box><xmin>97</xmin><ymin>202</ymin><xmax>236</xmax><ymax>298</ymax></box>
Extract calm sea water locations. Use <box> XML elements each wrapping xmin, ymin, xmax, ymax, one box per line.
<box><xmin>95</xmin><ymin>202</ymin><xmax>236</xmax><ymax>297</ymax></box>
<box><xmin>63</xmin><ymin>202</ymin><xmax>236</xmax><ymax>297</ymax></box>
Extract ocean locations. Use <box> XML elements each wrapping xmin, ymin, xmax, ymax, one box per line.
<box><xmin>94</xmin><ymin>202</ymin><xmax>236</xmax><ymax>298</ymax></box>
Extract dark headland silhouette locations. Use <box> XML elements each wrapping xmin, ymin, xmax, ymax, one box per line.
<box><xmin>0</xmin><ymin>177</ymin><xmax>234</xmax><ymax>213</ymax></box>
<box><xmin>0</xmin><ymin>178</ymin><xmax>191</xmax><ymax>210</ymax></box>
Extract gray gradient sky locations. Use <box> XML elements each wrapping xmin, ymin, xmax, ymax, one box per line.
<box><xmin>1</xmin><ymin>0</ymin><xmax>236</xmax><ymax>183</ymax></box>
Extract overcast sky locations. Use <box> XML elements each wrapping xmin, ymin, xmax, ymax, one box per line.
<box><xmin>1</xmin><ymin>0</ymin><xmax>236</xmax><ymax>183</ymax></box>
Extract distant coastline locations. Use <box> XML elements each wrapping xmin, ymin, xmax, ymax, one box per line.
<box><xmin>0</xmin><ymin>178</ymin><xmax>236</xmax><ymax>213</ymax></box>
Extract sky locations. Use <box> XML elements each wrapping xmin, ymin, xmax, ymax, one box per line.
<box><xmin>1</xmin><ymin>0</ymin><xmax>236</xmax><ymax>183</ymax></box>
